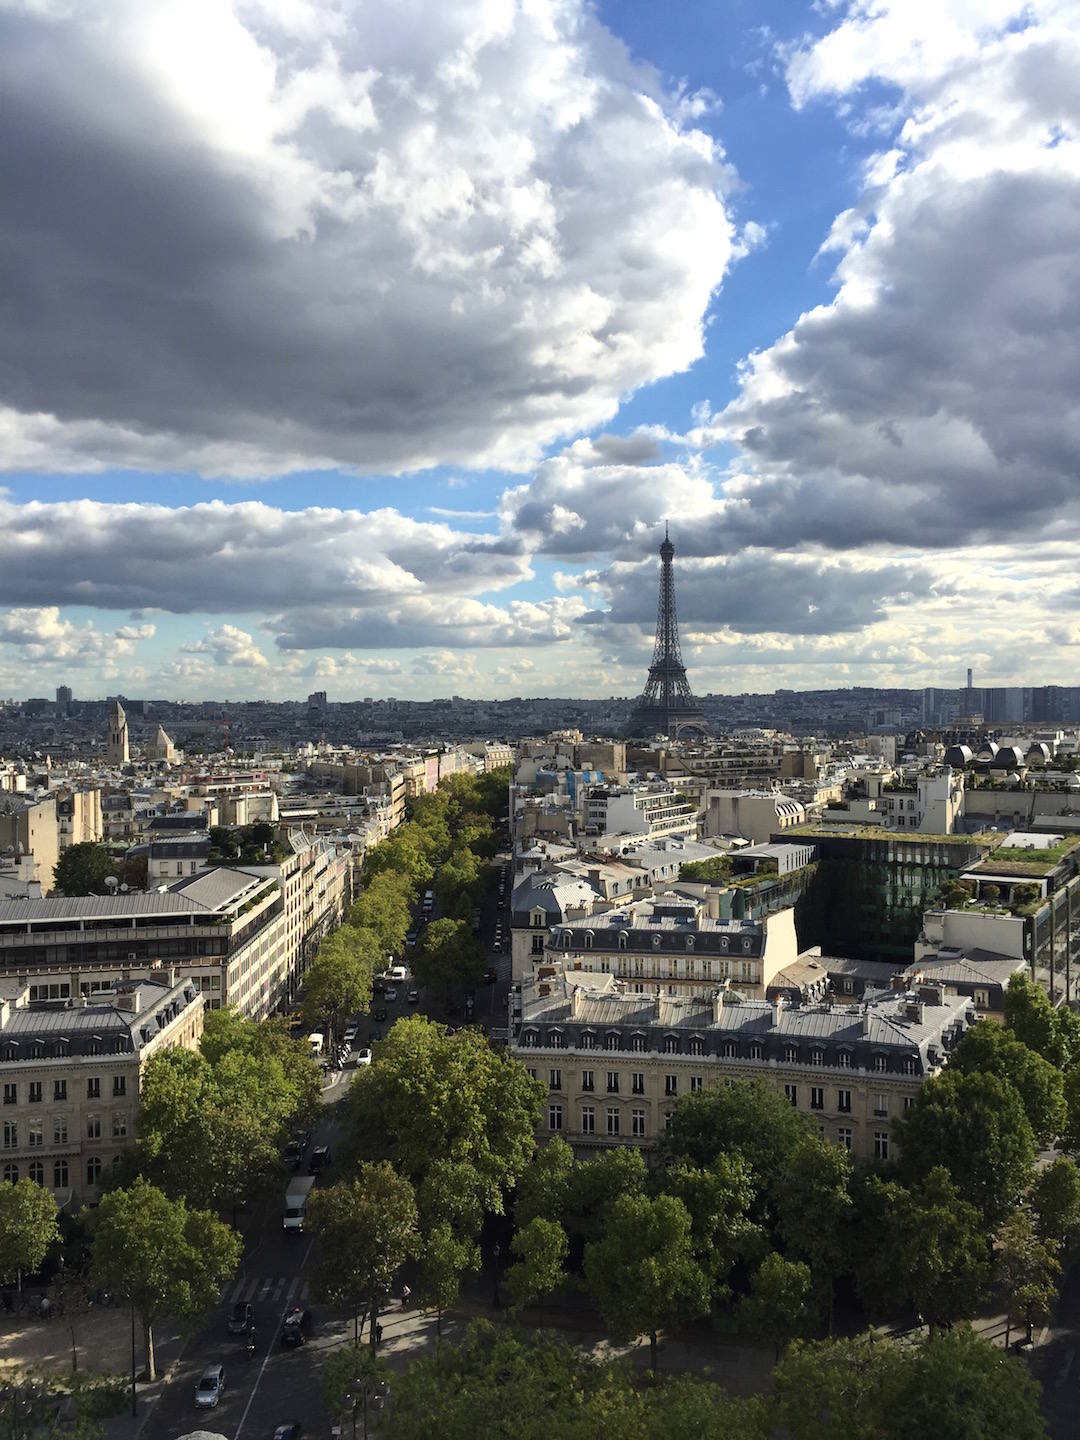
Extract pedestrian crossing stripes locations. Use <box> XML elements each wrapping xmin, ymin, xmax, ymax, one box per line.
<box><xmin>221</xmin><ymin>1275</ymin><xmax>310</xmax><ymax>1308</ymax></box>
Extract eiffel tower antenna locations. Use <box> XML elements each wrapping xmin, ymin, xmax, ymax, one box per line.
<box><xmin>627</xmin><ymin>528</ymin><xmax>708</xmax><ymax>738</ymax></box>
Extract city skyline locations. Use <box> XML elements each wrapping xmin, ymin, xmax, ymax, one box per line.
<box><xmin>2</xmin><ymin>1</ymin><xmax>1078</xmax><ymax>702</ymax></box>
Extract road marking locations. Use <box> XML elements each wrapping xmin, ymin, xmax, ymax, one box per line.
<box><xmin>233</xmin><ymin>1236</ymin><xmax>316</xmax><ymax>1440</ymax></box>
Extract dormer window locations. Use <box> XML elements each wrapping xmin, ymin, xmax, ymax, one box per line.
<box><xmin>630</xmin><ymin>1032</ymin><xmax>647</xmax><ymax>1053</ymax></box>
<box><xmin>522</xmin><ymin>1029</ymin><xmax>538</xmax><ymax>1048</ymax></box>
<box><xmin>902</xmin><ymin>1055</ymin><xmax>919</xmax><ymax>1075</ymax></box>
<box><xmin>723</xmin><ymin>1040</ymin><xmax>738</xmax><ymax>1058</ymax></box>
<box><xmin>549</xmin><ymin>1029</ymin><xmax>564</xmax><ymax>1049</ymax></box>
<box><xmin>837</xmin><ymin>1051</ymin><xmax>852</xmax><ymax>1069</ymax></box>
<box><xmin>785</xmin><ymin>1045</ymin><xmax>799</xmax><ymax>1064</ymax></box>
<box><xmin>810</xmin><ymin>1047</ymin><xmax>824</xmax><ymax>1065</ymax></box>
<box><xmin>580</xmin><ymin>1030</ymin><xmax>596</xmax><ymax>1051</ymax></box>
<box><xmin>652</xmin><ymin>935</ymin><xmax>661</xmax><ymax>949</ymax></box>
<box><xmin>688</xmin><ymin>1036</ymin><xmax>704</xmax><ymax>1057</ymax></box>
<box><xmin>605</xmin><ymin>1031</ymin><xmax>620</xmax><ymax>1051</ymax></box>
<box><xmin>685</xmin><ymin>936</ymin><xmax>694</xmax><ymax>951</ymax></box>
<box><xmin>748</xmin><ymin>1042</ymin><xmax>763</xmax><ymax>1061</ymax></box>
<box><xmin>663</xmin><ymin>1035</ymin><xmax>679</xmax><ymax>1054</ymax></box>
<box><xmin>618</xmin><ymin>932</ymin><xmax>629</xmax><ymax>951</ymax></box>
<box><xmin>561</xmin><ymin>932</ymin><xmax>572</xmax><ymax>949</ymax></box>
<box><xmin>584</xmin><ymin>932</ymin><xmax>593</xmax><ymax>950</ymax></box>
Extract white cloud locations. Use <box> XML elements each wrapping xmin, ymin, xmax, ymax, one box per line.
<box><xmin>0</xmin><ymin>0</ymin><xmax>738</xmax><ymax>476</ymax></box>
<box><xmin>0</xmin><ymin>606</ymin><xmax>155</xmax><ymax>664</ymax></box>
<box><xmin>182</xmin><ymin>623</ymin><xmax>269</xmax><ymax>668</ymax></box>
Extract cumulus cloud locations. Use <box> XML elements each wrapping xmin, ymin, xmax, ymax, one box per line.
<box><xmin>0</xmin><ymin>0</ymin><xmax>736</xmax><ymax>476</ymax></box>
<box><xmin>0</xmin><ymin>498</ymin><xmax>530</xmax><ymax>612</ymax></box>
<box><xmin>702</xmin><ymin>0</ymin><xmax>1080</xmax><ymax>553</ymax></box>
<box><xmin>182</xmin><ymin>624</ymin><xmax>269</xmax><ymax>668</ymax></box>
<box><xmin>273</xmin><ymin>593</ymin><xmax>589</xmax><ymax>650</ymax></box>
<box><xmin>0</xmin><ymin>607</ymin><xmax>154</xmax><ymax>662</ymax></box>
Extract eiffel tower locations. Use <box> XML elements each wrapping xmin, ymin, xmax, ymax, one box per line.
<box><xmin>627</xmin><ymin>527</ymin><xmax>709</xmax><ymax>738</ymax></box>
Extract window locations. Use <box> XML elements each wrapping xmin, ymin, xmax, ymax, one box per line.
<box><xmin>784</xmin><ymin>1083</ymin><xmax>798</xmax><ymax>1108</ymax></box>
<box><xmin>837</xmin><ymin>1089</ymin><xmax>851</xmax><ymax>1113</ymax></box>
<box><xmin>28</xmin><ymin>1161</ymin><xmax>42</xmax><ymax>1185</ymax></box>
<box><xmin>632</xmin><ymin>1109</ymin><xmax>646</xmax><ymax>1138</ymax></box>
<box><xmin>531</xmin><ymin>935</ymin><xmax>544</xmax><ymax>954</ymax></box>
<box><xmin>86</xmin><ymin>1157</ymin><xmax>102</xmax><ymax>1186</ymax></box>
<box><xmin>2</xmin><ymin>1085</ymin><xmax>15</xmax><ymax>1106</ymax></box>
<box><xmin>53</xmin><ymin>1119</ymin><xmax>67</xmax><ymax>1146</ymax></box>
<box><xmin>606</xmin><ymin>1108</ymin><xmax>620</xmax><ymax>1137</ymax></box>
<box><xmin>722</xmin><ymin>1040</ymin><xmax>738</xmax><ymax>1058</ymax></box>
<box><xmin>580</xmin><ymin>1031</ymin><xmax>596</xmax><ymax>1051</ymax></box>
<box><xmin>690</xmin><ymin>1075</ymin><xmax>703</xmax><ymax>1093</ymax></box>
<box><xmin>1</xmin><ymin>1122</ymin><xmax>15</xmax><ymax>1150</ymax></box>
<box><xmin>974</xmin><ymin>989</ymin><xmax>989</xmax><ymax>1009</ymax></box>
<box><xmin>810</xmin><ymin>1048</ymin><xmax>824</xmax><ymax>1066</ymax></box>
<box><xmin>27</xmin><ymin>1120</ymin><xmax>42</xmax><ymax>1148</ymax></box>
<box><xmin>548</xmin><ymin>1105</ymin><xmax>563</xmax><ymax>1132</ymax></box>
<box><xmin>53</xmin><ymin>1080</ymin><xmax>67</xmax><ymax>1102</ymax></box>
<box><xmin>873</xmin><ymin>1131</ymin><xmax>889</xmax><ymax>1162</ymax></box>
<box><xmin>630</xmin><ymin>1034</ymin><xmax>646</xmax><ymax>1053</ymax></box>
<box><xmin>605</xmin><ymin>1032</ymin><xmax>621</xmax><ymax>1052</ymax></box>
<box><xmin>652</xmin><ymin>935</ymin><xmax>661</xmax><ymax>948</ymax></box>
<box><xmin>748</xmin><ymin>1043</ymin><xmax>763</xmax><ymax>1061</ymax></box>
<box><xmin>688</xmin><ymin>1036</ymin><xmax>704</xmax><ymax>1057</ymax></box>
<box><xmin>873</xmin><ymin>1093</ymin><xmax>889</xmax><ymax>1119</ymax></box>
<box><xmin>902</xmin><ymin>1057</ymin><xmax>918</xmax><ymax>1076</ymax></box>
<box><xmin>86</xmin><ymin>1114</ymin><xmax>101</xmax><ymax>1140</ymax></box>
<box><xmin>28</xmin><ymin>1082</ymin><xmax>42</xmax><ymax>1104</ymax></box>
<box><xmin>581</xmin><ymin>1069</ymin><xmax>594</xmax><ymax>1092</ymax></box>
<box><xmin>618</xmin><ymin>933</ymin><xmax>628</xmax><ymax>951</ymax></box>
<box><xmin>522</xmin><ymin>1031</ymin><xmax>537</xmax><ymax>1049</ymax></box>
<box><xmin>664</xmin><ymin>1035</ymin><xmax>679</xmax><ymax>1054</ymax></box>
<box><xmin>664</xmin><ymin>1111</ymin><xmax>674</xmax><ymax>1134</ymax></box>
<box><xmin>632</xmin><ymin>1072</ymin><xmax>645</xmax><ymax>1095</ymax></box>
<box><xmin>785</xmin><ymin>1046</ymin><xmax>799</xmax><ymax>1064</ymax></box>
<box><xmin>53</xmin><ymin>1160</ymin><xmax>68</xmax><ymax>1189</ymax></box>
<box><xmin>87</xmin><ymin>1078</ymin><xmax>101</xmax><ymax>1100</ymax></box>
<box><xmin>664</xmin><ymin>1074</ymin><xmax>678</xmax><ymax>1097</ymax></box>
<box><xmin>526</xmin><ymin>1067</ymin><xmax>537</xmax><ymax>1081</ymax></box>
<box><xmin>548</xmin><ymin>1069</ymin><xmax>562</xmax><ymax>1090</ymax></box>
<box><xmin>837</xmin><ymin>1128</ymin><xmax>853</xmax><ymax>1152</ymax></box>
<box><xmin>606</xmin><ymin>1071</ymin><xmax>619</xmax><ymax>1094</ymax></box>
<box><xmin>549</xmin><ymin>1030</ymin><xmax>564</xmax><ymax>1049</ymax></box>
<box><xmin>873</xmin><ymin>1054</ymin><xmax>887</xmax><ymax>1072</ymax></box>
<box><xmin>836</xmin><ymin>1052</ymin><xmax>852</xmax><ymax>1070</ymax></box>
<box><xmin>903</xmin><ymin>1095</ymin><xmax>916</xmax><ymax>1111</ymax></box>
<box><xmin>581</xmin><ymin>1106</ymin><xmax>595</xmax><ymax>1135</ymax></box>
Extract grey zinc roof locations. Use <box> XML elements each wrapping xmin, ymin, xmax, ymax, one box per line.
<box><xmin>169</xmin><ymin>867</ymin><xmax>267</xmax><ymax>910</ymax></box>
<box><xmin>0</xmin><ymin>894</ymin><xmax>203</xmax><ymax>923</ymax></box>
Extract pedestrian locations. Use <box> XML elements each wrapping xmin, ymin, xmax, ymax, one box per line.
<box><xmin>400</xmin><ymin>1284</ymin><xmax>411</xmax><ymax>1309</ymax></box>
<box><xmin>375</xmin><ymin>1322</ymin><xmax>383</xmax><ymax>1346</ymax></box>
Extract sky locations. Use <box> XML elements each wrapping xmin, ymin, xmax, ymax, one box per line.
<box><xmin>2</xmin><ymin>0</ymin><xmax>1079</xmax><ymax>703</ymax></box>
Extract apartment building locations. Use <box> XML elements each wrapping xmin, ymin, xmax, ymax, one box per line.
<box><xmin>56</xmin><ymin>789</ymin><xmax>104</xmax><ymax>851</ymax></box>
<box><xmin>704</xmin><ymin>791</ymin><xmax>806</xmax><ymax>845</ymax></box>
<box><xmin>583</xmin><ymin>783</ymin><xmax>698</xmax><ymax>843</ymax></box>
<box><xmin>0</xmin><ymin>973</ymin><xmax>202</xmax><ymax>1206</ymax></box>
<box><xmin>511</xmin><ymin>972</ymin><xmax>974</xmax><ymax>1163</ymax></box>
<box><xmin>0</xmin><ymin>794</ymin><xmax>59</xmax><ymax>892</ymax></box>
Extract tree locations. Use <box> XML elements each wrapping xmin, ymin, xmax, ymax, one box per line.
<box><xmin>435</xmin><ymin>847</ymin><xmax>481</xmax><ymax>914</ymax></box>
<box><xmin>86</xmin><ymin>1179</ymin><xmax>240</xmax><ymax>1378</ymax></box>
<box><xmin>349</xmin><ymin>870</ymin><xmax>413</xmax><ymax>961</ymax></box>
<box><xmin>0</xmin><ymin>1180</ymin><xmax>59</xmax><ymax>1292</ymax></box>
<box><xmin>663</xmin><ymin>1077</ymin><xmax>811</xmax><ymax>1205</ymax></box>
<box><xmin>51</xmin><ymin>843</ymin><xmax>117</xmax><ymax>896</ymax></box>
<box><xmin>303</xmin><ymin>924</ymin><xmax>380</xmax><ymax>1044</ymax></box>
<box><xmin>949</xmin><ymin>1019</ymin><xmax>1065</xmax><ymax>1145</ymax></box>
<box><xmin>1031</xmin><ymin>1156</ymin><xmax>1080</xmax><ymax>1247</ymax></box>
<box><xmin>582</xmin><ymin>1193</ymin><xmax>710</xmax><ymax>1372</ymax></box>
<box><xmin>772</xmin><ymin>1136</ymin><xmax>852</xmax><ymax>1331</ymax></box>
<box><xmin>343</xmin><ymin>1017</ymin><xmax>543</xmax><ymax>1212</ymax></box>
<box><xmin>851</xmin><ymin>1168</ymin><xmax>990</xmax><ymax>1331</ymax></box>
<box><xmin>505</xmin><ymin>1217</ymin><xmax>569</xmax><ymax>1311</ymax></box>
<box><xmin>322</xmin><ymin>1341</ymin><xmax>388</xmax><ymax>1440</ymax></box>
<box><xmin>416</xmin><ymin>1158</ymin><xmax>487</xmax><ymax>1242</ymax></box>
<box><xmin>996</xmin><ymin>1209</ymin><xmax>1060</xmax><ymax>1348</ymax></box>
<box><xmin>418</xmin><ymin>1222</ymin><xmax>480</xmax><ymax>1337</ymax></box>
<box><xmin>308</xmin><ymin>1166</ymin><xmax>419</xmax><ymax>1347</ymax></box>
<box><xmin>364</xmin><ymin>830</ymin><xmax>434</xmax><ymax>893</ymax></box>
<box><xmin>513</xmin><ymin>1135</ymin><xmax>575</xmax><ymax>1229</ymax></box>
<box><xmin>772</xmin><ymin>1329</ymin><xmax>1047</xmax><ymax>1440</ymax></box>
<box><xmin>896</xmin><ymin>1070</ymin><xmax>1035</xmax><ymax>1223</ymax></box>
<box><xmin>1004</xmin><ymin>973</ymin><xmax>1069</xmax><ymax>1067</ymax></box>
<box><xmin>412</xmin><ymin>918</ymin><xmax>485</xmax><ymax>1003</ymax></box>
<box><xmin>199</xmin><ymin>1008</ymin><xmax>321</xmax><ymax>1123</ymax></box>
<box><xmin>565</xmin><ymin>1145</ymin><xmax>647</xmax><ymax>1241</ymax></box>
<box><xmin>737</xmin><ymin>1253</ymin><xmax>812</xmax><ymax>1360</ymax></box>
<box><xmin>661</xmin><ymin>1154</ymin><xmax>761</xmax><ymax>1301</ymax></box>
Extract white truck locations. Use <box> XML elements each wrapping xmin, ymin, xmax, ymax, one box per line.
<box><xmin>307</xmin><ymin>1032</ymin><xmax>324</xmax><ymax>1058</ymax></box>
<box><xmin>283</xmin><ymin>1175</ymin><xmax>316</xmax><ymax>1233</ymax></box>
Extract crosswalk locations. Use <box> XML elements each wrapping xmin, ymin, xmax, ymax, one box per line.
<box><xmin>221</xmin><ymin>1274</ymin><xmax>311</xmax><ymax>1308</ymax></box>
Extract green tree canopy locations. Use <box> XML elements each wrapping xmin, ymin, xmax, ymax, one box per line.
<box><xmin>1030</xmin><ymin>1156</ymin><xmax>1080</xmax><ymax>1247</ymax></box>
<box><xmin>349</xmin><ymin>870</ymin><xmax>414</xmax><ymax>961</ymax></box>
<box><xmin>364</xmin><ymin>828</ymin><xmax>435</xmax><ymax>893</ymax></box>
<box><xmin>412</xmin><ymin>918</ymin><xmax>485</xmax><ymax>1001</ymax></box>
<box><xmin>1004</xmin><ymin>973</ymin><xmax>1070</xmax><ymax>1067</ymax></box>
<box><xmin>661</xmin><ymin>1154</ymin><xmax>761</xmax><ymax>1301</ymax></box>
<box><xmin>342</xmin><ymin>1016</ymin><xmax>543</xmax><ymax>1212</ymax></box>
<box><xmin>772</xmin><ymin>1329</ymin><xmax>1047</xmax><ymax>1440</ymax></box>
<box><xmin>737</xmin><ymin>1252</ymin><xmax>812</xmax><ymax>1360</ymax></box>
<box><xmin>996</xmin><ymin>1208</ymin><xmax>1060</xmax><ymax>1348</ymax></box>
<box><xmin>896</xmin><ymin>1070</ymin><xmax>1035</xmax><ymax>1223</ymax></box>
<box><xmin>513</xmin><ymin>1135</ymin><xmax>575</xmax><ymax>1230</ymax></box>
<box><xmin>505</xmin><ymin>1216</ymin><xmax>569</xmax><ymax>1311</ymax></box>
<box><xmin>0</xmin><ymin>1179</ymin><xmax>59</xmax><ymax>1289</ymax></box>
<box><xmin>308</xmin><ymin>1165</ymin><xmax>419</xmax><ymax>1345</ymax></box>
<box><xmin>949</xmin><ymin>1019</ymin><xmax>1065</xmax><ymax>1145</ymax></box>
<box><xmin>418</xmin><ymin>1222</ymin><xmax>480</xmax><ymax>1336</ymax></box>
<box><xmin>51</xmin><ymin>843</ymin><xmax>118</xmax><ymax>897</ymax></box>
<box><xmin>86</xmin><ymin>1179</ymin><xmax>240</xmax><ymax>1378</ymax></box>
<box><xmin>772</xmin><ymin>1135</ymin><xmax>852</xmax><ymax>1330</ymax></box>
<box><xmin>302</xmin><ymin>924</ymin><xmax>380</xmax><ymax>1043</ymax></box>
<box><xmin>663</xmin><ymin>1077</ymin><xmax>812</xmax><ymax>1207</ymax></box>
<box><xmin>582</xmin><ymin>1192</ymin><xmax>711</xmax><ymax>1372</ymax></box>
<box><xmin>852</xmin><ymin>1167</ymin><xmax>990</xmax><ymax>1330</ymax></box>
<box><xmin>565</xmin><ymin>1146</ymin><xmax>648</xmax><ymax>1241</ymax></box>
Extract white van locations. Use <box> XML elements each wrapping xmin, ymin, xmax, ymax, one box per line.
<box><xmin>387</xmin><ymin>965</ymin><xmax>407</xmax><ymax>983</ymax></box>
<box><xmin>308</xmin><ymin>1032</ymin><xmax>324</xmax><ymax>1057</ymax></box>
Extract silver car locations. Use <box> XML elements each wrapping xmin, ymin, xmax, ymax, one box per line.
<box><xmin>194</xmin><ymin>1364</ymin><xmax>226</xmax><ymax>1408</ymax></box>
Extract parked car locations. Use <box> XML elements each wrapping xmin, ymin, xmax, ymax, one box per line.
<box><xmin>372</xmin><ymin>1006</ymin><xmax>387</xmax><ymax>1023</ymax></box>
<box><xmin>309</xmin><ymin>1145</ymin><xmax>331</xmax><ymax>1175</ymax></box>
<box><xmin>272</xmin><ymin>1424</ymin><xmax>303</xmax><ymax>1440</ymax></box>
<box><xmin>227</xmin><ymin>1301</ymin><xmax>255</xmax><ymax>1336</ymax></box>
<box><xmin>407</xmin><ymin>989</ymin><xmax>420</xmax><ymax>1004</ymax></box>
<box><xmin>406</xmin><ymin>931</ymin><xmax>418</xmax><ymax>947</ymax></box>
<box><xmin>194</xmin><ymin>1365</ymin><xmax>226</xmax><ymax>1408</ymax></box>
<box><xmin>356</xmin><ymin>1048</ymin><xmax>373</xmax><ymax>1066</ymax></box>
<box><xmin>281</xmin><ymin>1308</ymin><xmax>312</xmax><ymax>1348</ymax></box>
<box><xmin>343</xmin><ymin>1026</ymin><xmax>358</xmax><ymax>1045</ymax></box>
<box><xmin>384</xmin><ymin>988</ymin><xmax>398</xmax><ymax>1003</ymax></box>
<box><xmin>482</xmin><ymin>966</ymin><xmax>498</xmax><ymax>985</ymax></box>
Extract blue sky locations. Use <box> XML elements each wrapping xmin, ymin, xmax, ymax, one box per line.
<box><xmin>1</xmin><ymin>0</ymin><xmax>1077</xmax><ymax>701</ymax></box>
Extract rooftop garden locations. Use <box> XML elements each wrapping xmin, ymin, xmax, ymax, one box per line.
<box><xmin>969</xmin><ymin>835</ymin><xmax>1080</xmax><ymax>877</ymax></box>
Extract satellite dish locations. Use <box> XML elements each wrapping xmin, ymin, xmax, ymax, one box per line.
<box><xmin>104</xmin><ymin>875</ymin><xmax>119</xmax><ymax>892</ymax></box>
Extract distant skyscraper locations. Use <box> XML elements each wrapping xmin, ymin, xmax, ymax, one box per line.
<box><xmin>627</xmin><ymin>528</ymin><xmax>708</xmax><ymax>738</ymax></box>
<box><xmin>55</xmin><ymin>685</ymin><xmax>72</xmax><ymax>715</ymax></box>
<box><xmin>966</xmin><ymin>667</ymin><xmax>973</xmax><ymax>690</ymax></box>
